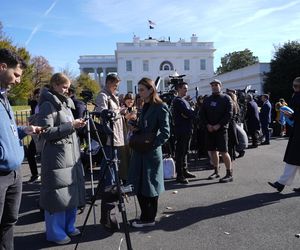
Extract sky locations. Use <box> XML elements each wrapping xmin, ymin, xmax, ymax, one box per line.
<box><xmin>1</xmin><ymin>0</ymin><xmax>300</xmax><ymax>75</ymax></box>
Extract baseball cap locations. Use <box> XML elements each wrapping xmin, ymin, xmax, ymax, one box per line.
<box><xmin>209</xmin><ymin>79</ymin><xmax>222</xmax><ymax>86</ymax></box>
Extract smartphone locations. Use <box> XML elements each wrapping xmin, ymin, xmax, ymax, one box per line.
<box><xmin>83</xmin><ymin>117</ymin><xmax>89</xmax><ymax>121</ymax></box>
<box><xmin>41</xmin><ymin>125</ymin><xmax>50</xmax><ymax>131</ymax></box>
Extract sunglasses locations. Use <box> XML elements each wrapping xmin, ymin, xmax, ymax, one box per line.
<box><xmin>293</xmin><ymin>84</ymin><xmax>300</xmax><ymax>88</ymax></box>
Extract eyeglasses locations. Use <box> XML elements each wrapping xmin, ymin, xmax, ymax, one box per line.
<box><xmin>293</xmin><ymin>84</ymin><xmax>300</xmax><ymax>88</ymax></box>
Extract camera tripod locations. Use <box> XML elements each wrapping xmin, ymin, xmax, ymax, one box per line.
<box><xmin>75</xmin><ymin>111</ymin><xmax>133</xmax><ymax>250</ymax></box>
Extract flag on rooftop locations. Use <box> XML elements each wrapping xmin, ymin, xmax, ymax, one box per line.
<box><xmin>148</xmin><ymin>20</ymin><xmax>156</xmax><ymax>29</ymax></box>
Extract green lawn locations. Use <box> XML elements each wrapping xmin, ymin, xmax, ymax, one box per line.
<box><xmin>12</xmin><ymin>105</ymin><xmax>30</xmax><ymax>112</ymax></box>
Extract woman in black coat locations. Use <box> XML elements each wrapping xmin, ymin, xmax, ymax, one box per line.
<box><xmin>268</xmin><ymin>77</ymin><xmax>300</xmax><ymax>192</ymax></box>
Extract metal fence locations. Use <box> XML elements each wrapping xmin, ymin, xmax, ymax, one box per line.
<box><xmin>15</xmin><ymin>110</ymin><xmax>31</xmax><ymax>145</ymax></box>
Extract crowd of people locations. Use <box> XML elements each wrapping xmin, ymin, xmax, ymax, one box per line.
<box><xmin>1</xmin><ymin>47</ymin><xmax>299</xmax><ymax>248</ymax></box>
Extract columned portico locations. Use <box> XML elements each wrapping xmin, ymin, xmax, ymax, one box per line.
<box><xmin>78</xmin><ymin>55</ymin><xmax>117</xmax><ymax>87</ymax></box>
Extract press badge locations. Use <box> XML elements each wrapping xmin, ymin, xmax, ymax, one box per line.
<box><xmin>210</xmin><ymin>101</ymin><xmax>217</xmax><ymax>107</ymax></box>
<box><xmin>10</xmin><ymin>123</ymin><xmax>18</xmax><ymax>137</ymax></box>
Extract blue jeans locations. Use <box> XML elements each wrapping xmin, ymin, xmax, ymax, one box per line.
<box><xmin>0</xmin><ymin>169</ymin><xmax>22</xmax><ymax>250</ymax></box>
<box><xmin>44</xmin><ymin>208</ymin><xmax>77</xmax><ymax>242</ymax></box>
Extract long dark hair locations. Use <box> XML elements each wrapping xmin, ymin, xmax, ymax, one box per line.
<box><xmin>138</xmin><ymin>77</ymin><xmax>163</xmax><ymax>104</ymax></box>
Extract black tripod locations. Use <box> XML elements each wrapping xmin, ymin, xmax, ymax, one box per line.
<box><xmin>75</xmin><ymin>111</ymin><xmax>133</xmax><ymax>250</ymax></box>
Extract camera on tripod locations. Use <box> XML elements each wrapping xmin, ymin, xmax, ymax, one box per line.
<box><xmin>80</xmin><ymin>90</ymin><xmax>93</xmax><ymax>103</ymax></box>
<box><xmin>159</xmin><ymin>71</ymin><xmax>186</xmax><ymax>106</ymax></box>
<box><xmin>91</xmin><ymin>109</ymin><xmax>116</xmax><ymax>122</ymax></box>
<box><xmin>168</xmin><ymin>70</ymin><xmax>186</xmax><ymax>89</ymax></box>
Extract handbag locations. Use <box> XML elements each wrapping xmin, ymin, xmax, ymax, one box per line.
<box><xmin>163</xmin><ymin>157</ymin><xmax>176</xmax><ymax>179</ymax></box>
<box><xmin>129</xmin><ymin>132</ymin><xmax>156</xmax><ymax>153</ymax></box>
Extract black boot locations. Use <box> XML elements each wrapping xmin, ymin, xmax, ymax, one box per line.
<box><xmin>183</xmin><ymin>170</ymin><xmax>196</xmax><ymax>178</ymax></box>
<box><xmin>219</xmin><ymin>169</ymin><xmax>233</xmax><ymax>183</ymax></box>
<box><xmin>268</xmin><ymin>181</ymin><xmax>284</xmax><ymax>192</ymax></box>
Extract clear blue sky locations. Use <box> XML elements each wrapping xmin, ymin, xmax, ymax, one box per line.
<box><xmin>1</xmin><ymin>0</ymin><xmax>300</xmax><ymax>75</ymax></box>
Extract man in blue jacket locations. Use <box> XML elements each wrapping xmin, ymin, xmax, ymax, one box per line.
<box><xmin>259</xmin><ymin>94</ymin><xmax>272</xmax><ymax>145</ymax></box>
<box><xmin>0</xmin><ymin>48</ymin><xmax>42</xmax><ymax>250</ymax></box>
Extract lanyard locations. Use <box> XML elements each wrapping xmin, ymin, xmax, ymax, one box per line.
<box><xmin>0</xmin><ymin>93</ymin><xmax>13</xmax><ymax>120</ymax></box>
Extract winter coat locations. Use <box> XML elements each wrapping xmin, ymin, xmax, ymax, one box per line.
<box><xmin>245</xmin><ymin>100</ymin><xmax>260</xmax><ymax>133</ymax></box>
<box><xmin>259</xmin><ymin>100</ymin><xmax>272</xmax><ymax>126</ymax></box>
<box><xmin>284</xmin><ymin>92</ymin><xmax>300</xmax><ymax>166</ymax></box>
<box><xmin>95</xmin><ymin>88</ymin><xmax>125</xmax><ymax>147</ymax></box>
<box><xmin>36</xmin><ymin>88</ymin><xmax>86</xmax><ymax>213</ymax></box>
<box><xmin>128</xmin><ymin>103</ymin><xmax>170</xmax><ymax>197</ymax></box>
<box><xmin>0</xmin><ymin>93</ymin><xmax>27</xmax><ymax>171</ymax></box>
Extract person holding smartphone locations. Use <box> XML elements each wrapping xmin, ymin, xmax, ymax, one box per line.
<box><xmin>36</xmin><ymin>73</ymin><xmax>86</xmax><ymax>245</ymax></box>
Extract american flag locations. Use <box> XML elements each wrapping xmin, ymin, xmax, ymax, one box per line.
<box><xmin>148</xmin><ymin>20</ymin><xmax>156</xmax><ymax>29</ymax></box>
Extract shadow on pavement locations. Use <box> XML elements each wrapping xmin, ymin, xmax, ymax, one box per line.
<box><xmin>15</xmin><ymin>224</ymin><xmax>114</xmax><ymax>250</ymax></box>
<box><xmin>132</xmin><ymin>192</ymin><xmax>299</xmax><ymax>233</ymax></box>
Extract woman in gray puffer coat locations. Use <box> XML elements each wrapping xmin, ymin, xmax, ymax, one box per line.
<box><xmin>36</xmin><ymin>73</ymin><xmax>86</xmax><ymax>245</ymax></box>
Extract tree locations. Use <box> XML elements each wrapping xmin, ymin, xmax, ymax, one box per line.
<box><xmin>75</xmin><ymin>73</ymin><xmax>100</xmax><ymax>100</ymax></box>
<box><xmin>31</xmin><ymin>56</ymin><xmax>53</xmax><ymax>88</ymax></box>
<box><xmin>59</xmin><ymin>65</ymin><xmax>77</xmax><ymax>83</ymax></box>
<box><xmin>264</xmin><ymin>41</ymin><xmax>300</xmax><ymax>103</ymax></box>
<box><xmin>216</xmin><ymin>49</ymin><xmax>259</xmax><ymax>74</ymax></box>
<box><xmin>0</xmin><ymin>24</ymin><xmax>33</xmax><ymax>105</ymax></box>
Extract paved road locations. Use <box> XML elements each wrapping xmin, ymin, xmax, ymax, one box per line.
<box><xmin>14</xmin><ymin>137</ymin><xmax>300</xmax><ymax>250</ymax></box>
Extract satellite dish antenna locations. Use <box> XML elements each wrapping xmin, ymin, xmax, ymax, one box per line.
<box><xmin>169</xmin><ymin>70</ymin><xmax>186</xmax><ymax>79</ymax></box>
<box><xmin>245</xmin><ymin>85</ymin><xmax>252</xmax><ymax>93</ymax></box>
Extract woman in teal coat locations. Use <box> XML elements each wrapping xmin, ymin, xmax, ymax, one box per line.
<box><xmin>128</xmin><ymin>77</ymin><xmax>170</xmax><ymax>228</ymax></box>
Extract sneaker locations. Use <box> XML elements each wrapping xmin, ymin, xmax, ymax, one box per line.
<box><xmin>268</xmin><ymin>181</ymin><xmax>284</xmax><ymax>192</ymax></box>
<box><xmin>28</xmin><ymin>175</ymin><xmax>41</xmax><ymax>183</ymax></box>
<box><xmin>207</xmin><ymin>172</ymin><xmax>220</xmax><ymax>180</ymax></box>
<box><xmin>183</xmin><ymin>171</ymin><xmax>196</xmax><ymax>178</ymax></box>
<box><xmin>131</xmin><ymin>220</ymin><xmax>155</xmax><ymax>228</ymax></box>
<box><xmin>176</xmin><ymin>176</ymin><xmax>189</xmax><ymax>184</ymax></box>
<box><xmin>51</xmin><ymin>236</ymin><xmax>71</xmax><ymax>245</ymax></box>
<box><xmin>236</xmin><ymin>150</ymin><xmax>245</xmax><ymax>158</ymax></box>
<box><xmin>219</xmin><ymin>174</ymin><xmax>233</xmax><ymax>183</ymax></box>
<box><xmin>293</xmin><ymin>187</ymin><xmax>300</xmax><ymax>193</ymax></box>
<box><xmin>68</xmin><ymin>228</ymin><xmax>81</xmax><ymax>237</ymax></box>
<box><xmin>261</xmin><ymin>141</ymin><xmax>270</xmax><ymax>145</ymax></box>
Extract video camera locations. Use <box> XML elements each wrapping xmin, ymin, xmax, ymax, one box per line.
<box><xmin>168</xmin><ymin>71</ymin><xmax>186</xmax><ymax>89</ymax></box>
<box><xmin>90</xmin><ymin>109</ymin><xmax>116</xmax><ymax>122</ymax></box>
<box><xmin>80</xmin><ymin>90</ymin><xmax>93</xmax><ymax>103</ymax></box>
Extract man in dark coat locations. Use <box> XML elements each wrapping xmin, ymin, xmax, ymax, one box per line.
<box><xmin>245</xmin><ymin>94</ymin><xmax>260</xmax><ymax>147</ymax></box>
<box><xmin>172</xmin><ymin>82</ymin><xmax>196</xmax><ymax>184</ymax></box>
<box><xmin>68</xmin><ymin>86</ymin><xmax>86</xmax><ymax>119</ymax></box>
<box><xmin>268</xmin><ymin>77</ymin><xmax>300</xmax><ymax>192</ymax></box>
<box><xmin>259</xmin><ymin>94</ymin><xmax>272</xmax><ymax>145</ymax></box>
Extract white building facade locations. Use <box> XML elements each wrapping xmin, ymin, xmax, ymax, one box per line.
<box><xmin>78</xmin><ymin>36</ymin><xmax>270</xmax><ymax>97</ymax></box>
<box><xmin>193</xmin><ymin>63</ymin><xmax>270</xmax><ymax>97</ymax></box>
<box><xmin>78</xmin><ymin>35</ymin><xmax>215</xmax><ymax>94</ymax></box>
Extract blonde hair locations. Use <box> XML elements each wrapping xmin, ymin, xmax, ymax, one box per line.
<box><xmin>50</xmin><ymin>73</ymin><xmax>70</xmax><ymax>89</ymax></box>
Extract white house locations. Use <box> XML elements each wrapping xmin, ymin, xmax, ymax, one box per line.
<box><xmin>78</xmin><ymin>36</ymin><xmax>270</xmax><ymax>97</ymax></box>
<box><xmin>78</xmin><ymin>34</ymin><xmax>215</xmax><ymax>94</ymax></box>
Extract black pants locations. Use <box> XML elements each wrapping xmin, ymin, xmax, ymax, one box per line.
<box><xmin>27</xmin><ymin>139</ymin><xmax>38</xmax><ymax>176</ymax></box>
<box><xmin>175</xmin><ymin>134</ymin><xmax>191</xmax><ymax>178</ymax></box>
<box><xmin>0</xmin><ymin>169</ymin><xmax>22</xmax><ymax>250</ymax></box>
<box><xmin>261</xmin><ymin>123</ymin><xmax>270</xmax><ymax>142</ymax></box>
<box><xmin>137</xmin><ymin>194</ymin><xmax>158</xmax><ymax>222</ymax></box>
<box><xmin>250</xmin><ymin>130</ymin><xmax>260</xmax><ymax>146</ymax></box>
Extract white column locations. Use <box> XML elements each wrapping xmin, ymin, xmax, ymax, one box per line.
<box><xmin>102</xmin><ymin>67</ymin><xmax>107</xmax><ymax>81</ymax></box>
<box><xmin>94</xmin><ymin>68</ymin><xmax>98</xmax><ymax>82</ymax></box>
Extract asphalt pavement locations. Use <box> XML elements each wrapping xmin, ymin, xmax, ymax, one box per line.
<box><xmin>14</xmin><ymin>137</ymin><xmax>300</xmax><ymax>250</ymax></box>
